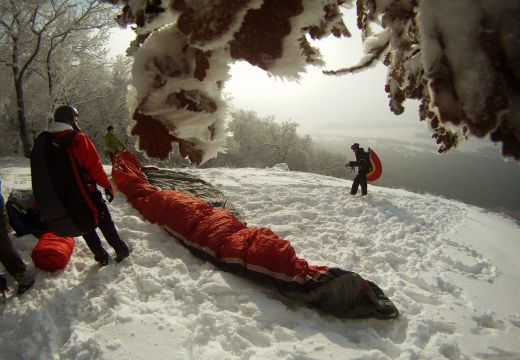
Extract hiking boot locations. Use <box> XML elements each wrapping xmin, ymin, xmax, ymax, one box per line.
<box><xmin>115</xmin><ymin>247</ymin><xmax>131</xmax><ymax>263</ymax></box>
<box><xmin>95</xmin><ymin>250</ymin><xmax>110</xmax><ymax>267</ymax></box>
<box><xmin>15</xmin><ymin>270</ymin><xmax>35</xmax><ymax>295</ymax></box>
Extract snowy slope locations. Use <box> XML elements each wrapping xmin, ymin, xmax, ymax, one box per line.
<box><xmin>0</xmin><ymin>157</ymin><xmax>519</xmax><ymax>360</ymax></box>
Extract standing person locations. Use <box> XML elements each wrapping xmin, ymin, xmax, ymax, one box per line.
<box><xmin>104</xmin><ymin>125</ymin><xmax>126</xmax><ymax>162</ymax></box>
<box><xmin>33</xmin><ymin>105</ymin><xmax>130</xmax><ymax>266</ymax></box>
<box><xmin>347</xmin><ymin>143</ymin><xmax>372</xmax><ymax>196</ymax></box>
<box><xmin>0</xmin><ymin>178</ymin><xmax>35</xmax><ymax>295</ymax></box>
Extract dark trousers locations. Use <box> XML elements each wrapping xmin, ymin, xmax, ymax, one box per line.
<box><xmin>351</xmin><ymin>172</ymin><xmax>368</xmax><ymax>195</ymax></box>
<box><xmin>82</xmin><ymin>192</ymin><xmax>128</xmax><ymax>258</ymax></box>
<box><xmin>0</xmin><ymin>208</ymin><xmax>26</xmax><ymax>277</ymax></box>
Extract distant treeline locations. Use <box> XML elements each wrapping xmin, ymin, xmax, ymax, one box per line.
<box><xmin>168</xmin><ymin>110</ymin><xmax>349</xmax><ymax>179</ymax></box>
<box><xmin>168</xmin><ymin>111</ymin><xmax>520</xmax><ymax>220</ymax></box>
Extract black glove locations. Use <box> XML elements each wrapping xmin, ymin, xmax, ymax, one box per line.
<box><xmin>347</xmin><ymin>161</ymin><xmax>356</xmax><ymax>168</ymax></box>
<box><xmin>105</xmin><ymin>186</ymin><xmax>115</xmax><ymax>203</ymax></box>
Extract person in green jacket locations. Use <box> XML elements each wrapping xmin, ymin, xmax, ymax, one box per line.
<box><xmin>104</xmin><ymin>125</ymin><xmax>126</xmax><ymax>161</ymax></box>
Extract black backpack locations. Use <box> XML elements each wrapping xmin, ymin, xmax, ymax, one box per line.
<box><xmin>30</xmin><ymin>131</ymin><xmax>99</xmax><ymax>237</ymax></box>
<box><xmin>6</xmin><ymin>189</ymin><xmax>47</xmax><ymax>237</ymax></box>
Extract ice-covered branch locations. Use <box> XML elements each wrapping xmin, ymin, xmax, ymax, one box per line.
<box><xmin>105</xmin><ymin>0</ymin><xmax>520</xmax><ymax>161</ymax></box>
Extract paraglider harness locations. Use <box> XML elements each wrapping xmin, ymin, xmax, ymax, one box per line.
<box><xmin>30</xmin><ymin>131</ymin><xmax>99</xmax><ymax>237</ymax></box>
<box><xmin>5</xmin><ymin>190</ymin><xmax>48</xmax><ymax>238</ymax></box>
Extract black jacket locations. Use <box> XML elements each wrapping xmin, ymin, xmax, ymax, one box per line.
<box><xmin>352</xmin><ymin>148</ymin><xmax>371</xmax><ymax>173</ymax></box>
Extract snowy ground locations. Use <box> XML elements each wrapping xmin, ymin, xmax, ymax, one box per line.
<box><xmin>1</xmin><ymin>156</ymin><xmax>519</xmax><ymax>360</ymax></box>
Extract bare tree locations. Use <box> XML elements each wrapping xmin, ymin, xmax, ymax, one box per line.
<box><xmin>266</xmin><ymin>120</ymin><xmax>299</xmax><ymax>165</ymax></box>
<box><xmin>1</xmin><ymin>0</ymin><xmax>66</xmax><ymax>156</ymax></box>
<box><xmin>311</xmin><ymin>149</ymin><xmax>347</xmax><ymax>178</ymax></box>
<box><xmin>0</xmin><ymin>0</ymin><xmax>115</xmax><ymax>156</ymax></box>
<box><xmin>202</xmin><ymin>108</ymin><xmax>348</xmax><ymax>179</ymax></box>
<box><xmin>44</xmin><ymin>0</ymin><xmax>113</xmax><ymax>109</ymax></box>
<box><xmin>76</xmin><ymin>55</ymin><xmax>133</xmax><ymax>154</ymax></box>
<box><xmin>286</xmin><ymin>134</ymin><xmax>315</xmax><ymax>172</ymax></box>
<box><xmin>227</xmin><ymin>110</ymin><xmax>272</xmax><ymax>167</ymax></box>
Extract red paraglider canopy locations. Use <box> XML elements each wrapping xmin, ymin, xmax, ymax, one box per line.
<box><xmin>111</xmin><ymin>150</ymin><xmax>398</xmax><ymax>320</ymax></box>
<box><xmin>367</xmin><ymin>148</ymin><xmax>383</xmax><ymax>182</ymax></box>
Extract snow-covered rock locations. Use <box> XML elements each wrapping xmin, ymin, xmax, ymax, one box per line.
<box><xmin>272</xmin><ymin>163</ymin><xmax>289</xmax><ymax>171</ymax></box>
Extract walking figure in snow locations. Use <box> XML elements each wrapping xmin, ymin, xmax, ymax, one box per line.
<box><xmin>31</xmin><ymin>105</ymin><xmax>130</xmax><ymax>266</ymax></box>
<box><xmin>104</xmin><ymin>125</ymin><xmax>126</xmax><ymax>162</ymax></box>
<box><xmin>347</xmin><ymin>143</ymin><xmax>372</xmax><ymax>196</ymax></box>
<box><xmin>0</xmin><ymin>178</ymin><xmax>35</xmax><ymax>296</ymax></box>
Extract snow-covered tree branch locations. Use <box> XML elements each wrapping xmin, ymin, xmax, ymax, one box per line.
<box><xmin>0</xmin><ymin>0</ymin><xmax>115</xmax><ymax>157</ymax></box>
<box><xmin>105</xmin><ymin>0</ymin><xmax>520</xmax><ymax>162</ymax></box>
<box><xmin>339</xmin><ymin>0</ymin><xmax>520</xmax><ymax>159</ymax></box>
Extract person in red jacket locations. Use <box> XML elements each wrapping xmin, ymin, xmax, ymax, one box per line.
<box><xmin>47</xmin><ymin>105</ymin><xmax>130</xmax><ymax>266</ymax></box>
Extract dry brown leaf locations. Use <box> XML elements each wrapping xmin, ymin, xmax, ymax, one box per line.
<box><xmin>229</xmin><ymin>0</ymin><xmax>303</xmax><ymax>70</ymax></box>
<box><xmin>131</xmin><ymin>108</ymin><xmax>177</xmax><ymax>160</ymax></box>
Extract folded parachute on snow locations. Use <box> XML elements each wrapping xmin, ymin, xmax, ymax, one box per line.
<box><xmin>32</xmin><ymin>233</ymin><xmax>75</xmax><ymax>272</ymax></box>
<box><xmin>112</xmin><ymin>151</ymin><xmax>398</xmax><ymax>320</ymax></box>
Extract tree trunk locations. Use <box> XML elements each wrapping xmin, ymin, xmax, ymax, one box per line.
<box><xmin>14</xmin><ymin>81</ymin><xmax>31</xmax><ymax>157</ymax></box>
<box><xmin>11</xmin><ymin>37</ymin><xmax>32</xmax><ymax>158</ymax></box>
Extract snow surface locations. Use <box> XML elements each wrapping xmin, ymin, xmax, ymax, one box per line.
<box><xmin>1</xmin><ymin>156</ymin><xmax>520</xmax><ymax>359</ymax></box>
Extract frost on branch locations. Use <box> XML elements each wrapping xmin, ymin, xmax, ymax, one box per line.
<box><xmin>326</xmin><ymin>0</ymin><xmax>520</xmax><ymax>159</ymax></box>
<box><xmin>106</xmin><ymin>0</ymin><xmax>519</xmax><ymax>161</ymax></box>
<box><xmin>105</xmin><ymin>0</ymin><xmax>350</xmax><ymax>163</ymax></box>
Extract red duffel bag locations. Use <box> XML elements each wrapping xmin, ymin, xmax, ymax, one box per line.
<box><xmin>32</xmin><ymin>232</ymin><xmax>75</xmax><ymax>272</ymax></box>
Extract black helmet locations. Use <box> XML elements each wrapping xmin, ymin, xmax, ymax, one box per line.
<box><xmin>351</xmin><ymin>143</ymin><xmax>360</xmax><ymax>150</ymax></box>
<box><xmin>54</xmin><ymin>105</ymin><xmax>78</xmax><ymax>124</ymax></box>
